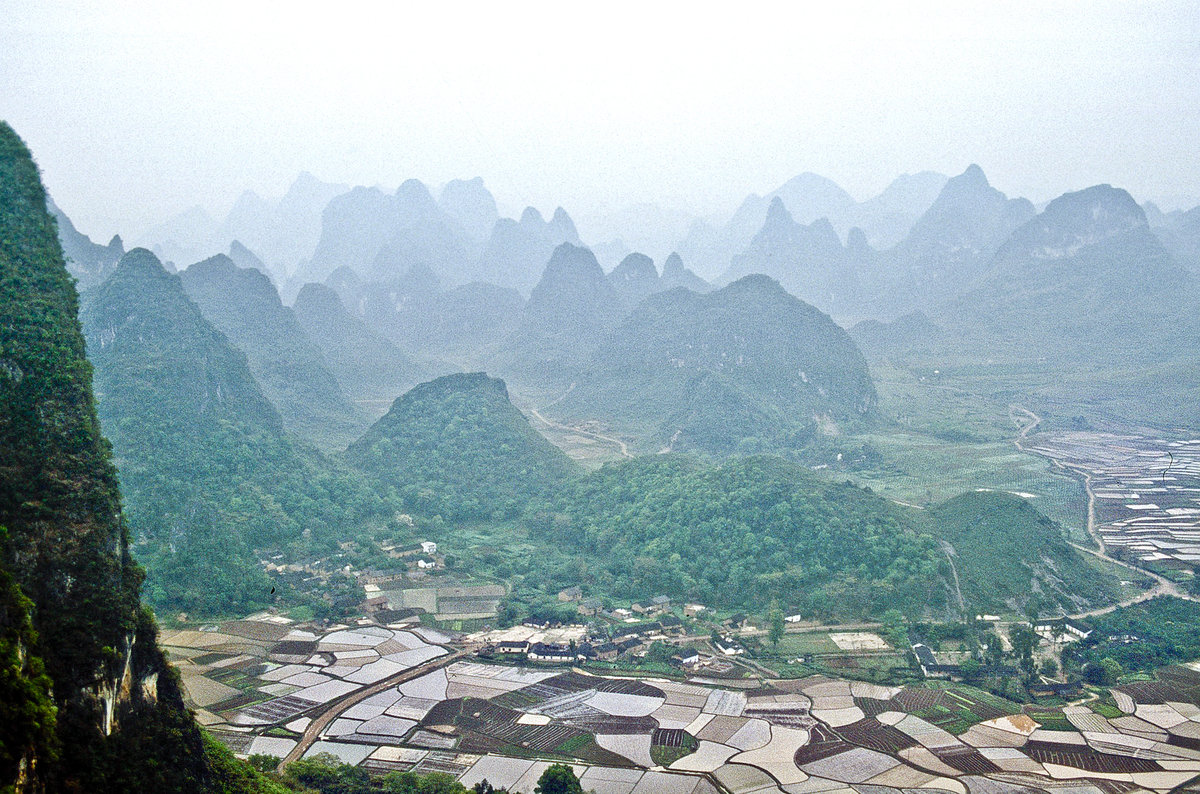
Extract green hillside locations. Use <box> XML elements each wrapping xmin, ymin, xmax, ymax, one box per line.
<box><xmin>555</xmin><ymin>275</ymin><xmax>877</xmax><ymax>456</ymax></box>
<box><xmin>181</xmin><ymin>255</ymin><xmax>366</xmax><ymax>448</ymax></box>
<box><xmin>0</xmin><ymin>119</ymin><xmax>262</xmax><ymax>794</ymax></box>
<box><xmin>526</xmin><ymin>455</ymin><xmax>946</xmax><ymax>619</ymax></box>
<box><xmin>926</xmin><ymin>490</ymin><xmax>1124</xmax><ymax>615</ymax></box>
<box><xmin>349</xmin><ymin>372</ymin><xmax>578</xmax><ymax>519</ymax></box>
<box><xmin>83</xmin><ymin>249</ymin><xmax>386</xmax><ymax>616</ymax></box>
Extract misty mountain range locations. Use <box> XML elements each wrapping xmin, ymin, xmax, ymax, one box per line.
<box><xmin>50</xmin><ymin>160</ymin><xmax>1200</xmax><ymax>446</ymax></box>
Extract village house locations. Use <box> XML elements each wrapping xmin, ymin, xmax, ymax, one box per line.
<box><xmin>592</xmin><ymin>642</ymin><xmax>619</xmax><ymax>661</ymax></box>
<box><xmin>659</xmin><ymin>615</ymin><xmax>684</xmax><ymax>634</ymax></box>
<box><xmin>632</xmin><ymin>596</ymin><xmax>671</xmax><ymax>615</ymax></box>
<box><xmin>612</xmin><ymin>622</ymin><xmax>661</xmax><ymax>642</ymax></box>
<box><xmin>557</xmin><ymin>585</ymin><xmax>583</xmax><ymax>602</ymax></box>
<box><xmin>528</xmin><ymin>642</ymin><xmax>574</xmax><ymax>663</ymax></box>
<box><xmin>361</xmin><ymin>567</ymin><xmax>408</xmax><ymax>587</ymax></box>
<box><xmin>684</xmin><ymin>603</ymin><xmax>707</xmax><ymax>618</ymax></box>
<box><xmin>912</xmin><ymin>643</ymin><xmax>949</xmax><ymax>678</ymax></box>
<box><xmin>1028</xmin><ymin>679</ymin><xmax>1083</xmax><ymax>699</ymax></box>
<box><xmin>496</xmin><ymin>640</ymin><xmax>529</xmax><ymax>656</ymax></box>
<box><xmin>420</xmin><ymin>541</ymin><xmax>438</xmax><ymax>555</ymax></box>
<box><xmin>390</xmin><ymin>542</ymin><xmax>426</xmax><ymax>558</ymax></box>
<box><xmin>671</xmin><ymin>649</ymin><xmax>701</xmax><ymax>668</ymax></box>
<box><xmin>714</xmin><ymin>636</ymin><xmax>745</xmax><ymax>656</ymax></box>
<box><xmin>616</xmin><ymin>637</ymin><xmax>643</xmax><ymax>654</ymax></box>
<box><xmin>1034</xmin><ymin>617</ymin><xmax>1093</xmax><ymax>641</ymax></box>
<box><xmin>374</xmin><ymin>607</ymin><xmax>423</xmax><ymax>625</ymax></box>
<box><xmin>577</xmin><ymin>597</ymin><xmax>603</xmax><ymax>616</ymax></box>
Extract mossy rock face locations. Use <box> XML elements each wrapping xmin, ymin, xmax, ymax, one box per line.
<box><xmin>0</xmin><ymin>121</ymin><xmax>229</xmax><ymax>791</ymax></box>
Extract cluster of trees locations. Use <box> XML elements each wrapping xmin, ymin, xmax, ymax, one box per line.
<box><xmin>280</xmin><ymin>753</ymin><xmax>583</xmax><ymax>794</ymax></box>
<box><xmin>1070</xmin><ymin>596</ymin><xmax>1200</xmax><ymax>675</ymax></box>
<box><xmin>525</xmin><ymin>455</ymin><xmax>946</xmax><ymax>619</ymax></box>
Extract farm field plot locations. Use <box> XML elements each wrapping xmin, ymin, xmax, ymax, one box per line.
<box><xmin>772</xmin><ymin>633</ymin><xmax>842</xmax><ymax>656</ymax></box>
<box><xmin>830</xmin><ymin>632</ymin><xmax>890</xmax><ymax>651</ymax></box>
<box><xmin>1024</xmin><ymin>431</ymin><xmax>1200</xmax><ymax>561</ymax></box>
<box><xmin>185</xmin><ymin>615</ymin><xmax>1200</xmax><ymax>794</ymax></box>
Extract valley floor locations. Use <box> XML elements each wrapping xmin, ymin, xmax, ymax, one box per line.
<box><xmin>167</xmin><ymin>614</ymin><xmax>1200</xmax><ymax>794</ymax></box>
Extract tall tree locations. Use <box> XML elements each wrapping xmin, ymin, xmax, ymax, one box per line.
<box><xmin>534</xmin><ymin>763</ymin><xmax>584</xmax><ymax>794</ymax></box>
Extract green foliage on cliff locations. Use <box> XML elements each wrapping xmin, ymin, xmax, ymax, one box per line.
<box><xmin>0</xmin><ymin>552</ymin><xmax>56</xmax><ymax>790</ymax></box>
<box><xmin>82</xmin><ymin>249</ymin><xmax>389</xmax><ymax>617</ymax></box>
<box><xmin>0</xmin><ymin>120</ymin><xmax>296</xmax><ymax>793</ymax></box>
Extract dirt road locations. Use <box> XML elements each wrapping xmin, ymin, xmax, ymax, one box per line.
<box><xmin>528</xmin><ymin>406</ymin><xmax>633</xmax><ymax>459</ymax></box>
<box><xmin>280</xmin><ymin>649</ymin><xmax>468</xmax><ymax>768</ymax></box>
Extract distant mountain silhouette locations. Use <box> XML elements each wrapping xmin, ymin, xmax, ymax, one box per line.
<box><xmin>488</xmin><ymin>242</ymin><xmax>621</xmax><ymax>385</ymax></box>
<box><xmin>181</xmin><ymin>254</ymin><xmax>365</xmax><ymax>447</ymax></box>
<box><xmin>292</xmin><ymin>282</ymin><xmax>437</xmax><ymax>413</ymax></box>
<box><xmin>439</xmin><ymin>177</ymin><xmax>499</xmax><ymax>242</ymax></box>
<box><xmin>47</xmin><ymin>196</ymin><xmax>125</xmax><ymax>290</ymax></box>
<box><xmin>660</xmin><ymin>251</ymin><xmax>711</xmax><ymax>292</ymax></box>
<box><xmin>555</xmin><ymin>274</ymin><xmax>877</xmax><ymax>455</ymax></box>
<box><xmin>722</xmin><ymin>197</ymin><xmax>860</xmax><ymax>315</ymax></box>
<box><xmin>1153</xmin><ymin>205</ymin><xmax>1200</xmax><ymax>273</ymax></box>
<box><xmin>945</xmin><ymin>184</ymin><xmax>1198</xmax><ymax>363</ymax></box>
<box><xmin>876</xmin><ymin>164</ymin><xmax>1035</xmax><ymax>314</ymax></box>
<box><xmin>476</xmin><ymin>206</ymin><xmax>582</xmax><ymax>292</ymax></box>
<box><xmin>607</xmin><ymin>252</ymin><xmax>661</xmax><ymax>310</ymax></box>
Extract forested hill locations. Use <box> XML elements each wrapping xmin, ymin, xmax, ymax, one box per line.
<box><xmin>180</xmin><ymin>253</ymin><xmax>366</xmax><ymax>448</ymax></box>
<box><xmin>554</xmin><ymin>274</ymin><xmax>878</xmax><ymax>456</ymax></box>
<box><xmin>348</xmin><ymin>372</ymin><xmax>578</xmax><ymax>519</ymax></box>
<box><xmin>926</xmin><ymin>490</ymin><xmax>1124</xmax><ymax>615</ymax></box>
<box><xmin>0</xmin><ymin>121</ymin><xmax>230</xmax><ymax>793</ymax></box>
<box><xmin>83</xmin><ymin>248</ymin><xmax>387</xmax><ymax>615</ymax></box>
<box><xmin>526</xmin><ymin>455</ymin><xmax>947</xmax><ymax>619</ymax></box>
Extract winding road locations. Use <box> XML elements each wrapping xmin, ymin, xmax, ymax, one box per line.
<box><xmin>527</xmin><ymin>385</ymin><xmax>633</xmax><ymax>459</ymax></box>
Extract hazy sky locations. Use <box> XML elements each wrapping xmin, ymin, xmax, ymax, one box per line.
<box><xmin>2</xmin><ymin>1</ymin><xmax>1198</xmax><ymax>241</ymax></box>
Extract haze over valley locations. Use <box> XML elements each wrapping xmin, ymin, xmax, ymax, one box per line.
<box><xmin>4</xmin><ymin>3</ymin><xmax>1200</xmax><ymax>794</ymax></box>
